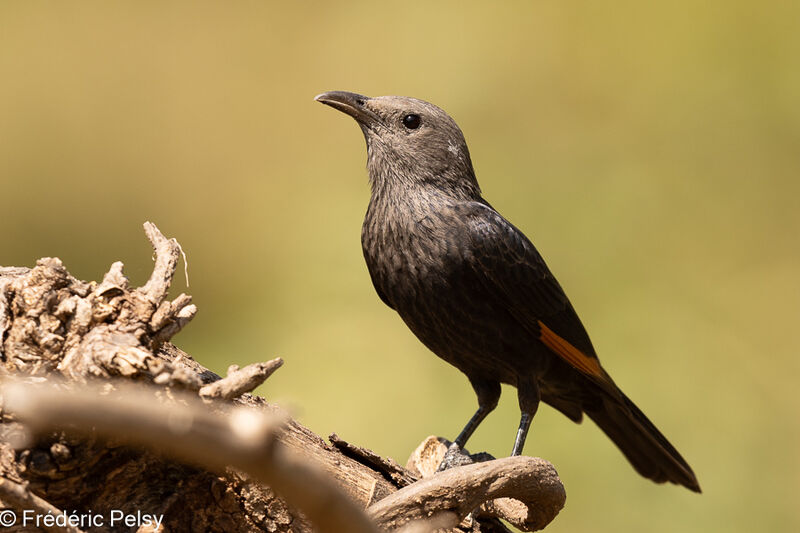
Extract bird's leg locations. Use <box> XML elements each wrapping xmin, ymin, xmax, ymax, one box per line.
<box><xmin>454</xmin><ymin>404</ymin><xmax>493</xmax><ymax>449</ymax></box>
<box><xmin>437</xmin><ymin>379</ymin><xmax>500</xmax><ymax>472</ymax></box>
<box><xmin>454</xmin><ymin>378</ymin><xmax>501</xmax><ymax>449</ymax></box>
<box><xmin>511</xmin><ymin>412</ymin><xmax>533</xmax><ymax>456</ymax></box>
<box><xmin>512</xmin><ymin>377</ymin><xmax>541</xmax><ymax>456</ymax></box>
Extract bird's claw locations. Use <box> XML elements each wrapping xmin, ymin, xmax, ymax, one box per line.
<box><xmin>436</xmin><ymin>442</ymin><xmax>495</xmax><ymax>473</ymax></box>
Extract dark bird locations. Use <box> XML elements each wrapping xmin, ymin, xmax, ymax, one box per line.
<box><xmin>315</xmin><ymin>90</ymin><xmax>700</xmax><ymax>492</ymax></box>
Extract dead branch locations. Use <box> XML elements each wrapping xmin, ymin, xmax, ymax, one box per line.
<box><xmin>404</xmin><ymin>436</ymin><xmax>566</xmax><ymax>531</ymax></box>
<box><xmin>139</xmin><ymin>221</ymin><xmax>182</xmax><ymax>305</ymax></box>
<box><xmin>369</xmin><ymin>454</ymin><xmax>565</xmax><ymax>532</ymax></box>
<box><xmin>199</xmin><ymin>359</ymin><xmax>284</xmax><ymax>400</ymax></box>
<box><xmin>2</xmin><ymin>379</ymin><xmax>379</xmax><ymax>533</ymax></box>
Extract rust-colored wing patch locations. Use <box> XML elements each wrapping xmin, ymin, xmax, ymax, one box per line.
<box><xmin>538</xmin><ymin>320</ymin><xmax>605</xmax><ymax>380</ymax></box>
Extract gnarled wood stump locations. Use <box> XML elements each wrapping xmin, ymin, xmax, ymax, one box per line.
<box><xmin>0</xmin><ymin>223</ymin><xmax>565</xmax><ymax>532</ymax></box>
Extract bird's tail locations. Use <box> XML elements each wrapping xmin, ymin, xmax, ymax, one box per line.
<box><xmin>585</xmin><ymin>390</ymin><xmax>701</xmax><ymax>492</ymax></box>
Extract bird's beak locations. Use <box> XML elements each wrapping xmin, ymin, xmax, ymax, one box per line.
<box><xmin>315</xmin><ymin>91</ymin><xmax>379</xmax><ymax>127</ymax></box>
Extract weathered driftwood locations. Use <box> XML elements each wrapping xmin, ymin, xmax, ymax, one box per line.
<box><xmin>0</xmin><ymin>223</ymin><xmax>565</xmax><ymax>532</ymax></box>
<box><xmin>380</xmin><ymin>438</ymin><xmax>565</xmax><ymax>532</ymax></box>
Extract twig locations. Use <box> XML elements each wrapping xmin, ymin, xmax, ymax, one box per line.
<box><xmin>140</xmin><ymin>222</ymin><xmax>181</xmax><ymax>305</ymax></box>
<box><xmin>150</xmin><ymin>298</ymin><xmax>197</xmax><ymax>347</ymax></box>
<box><xmin>199</xmin><ymin>359</ymin><xmax>284</xmax><ymax>400</ymax></box>
<box><xmin>1</xmin><ymin>379</ymin><xmax>380</xmax><ymax>533</ymax></box>
<box><xmin>0</xmin><ymin>477</ymin><xmax>86</xmax><ymax>533</ymax></box>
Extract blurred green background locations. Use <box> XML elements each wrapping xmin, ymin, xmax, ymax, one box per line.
<box><xmin>1</xmin><ymin>1</ymin><xmax>798</xmax><ymax>531</ymax></box>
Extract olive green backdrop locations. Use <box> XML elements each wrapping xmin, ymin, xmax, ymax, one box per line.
<box><xmin>1</xmin><ymin>2</ymin><xmax>797</xmax><ymax>532</ymax></box>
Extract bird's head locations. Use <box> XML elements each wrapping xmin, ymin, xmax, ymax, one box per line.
<box><xmin>315</xmin><ymin>91</ymin><xmax>480</xmax><ymax>198</ymax></box>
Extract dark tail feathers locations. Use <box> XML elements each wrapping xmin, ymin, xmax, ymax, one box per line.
<box><xmin>586</xmin><ymin>391</ymin><xmax>701</xmax><ymax>493</ymax></box>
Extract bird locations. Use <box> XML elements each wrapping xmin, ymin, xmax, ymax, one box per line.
<box><xmin>315</xmin><ymin>90</ymin><xmax>700</xmax><ymax>492</ymax></box>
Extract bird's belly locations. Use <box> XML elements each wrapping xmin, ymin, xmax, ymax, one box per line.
<box><xmin>363</xmin><ymin>219</ymin><xmax>551</xmax><ymax>387</ymax></box>
<box><xmin>390</xmin><ymin>279</ymin><xmax>548</xmax><ymax>386</ymax></box>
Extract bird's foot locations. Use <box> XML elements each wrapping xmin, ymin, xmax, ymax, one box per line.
<box><xmin>435</xmin><ymin>442</ymin><xmax>495</xmax><ymax>473</ymax></box>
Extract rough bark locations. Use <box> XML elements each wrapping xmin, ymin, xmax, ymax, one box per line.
<box><xmin>0</xmin><ymin>223</ymin><xmax>565</xmax><ymax>533</ymax></box>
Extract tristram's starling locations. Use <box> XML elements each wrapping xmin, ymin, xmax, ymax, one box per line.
<box><xmin>315</xmin><ymin>91</ymin><xmax>700</xmax><ymax>492</ymax></box>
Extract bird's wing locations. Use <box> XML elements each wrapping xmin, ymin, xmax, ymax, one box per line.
<box><xmin>463</xmin><ymin>201</ymin><xmax>613</xmax><ymax>387</ymax></box>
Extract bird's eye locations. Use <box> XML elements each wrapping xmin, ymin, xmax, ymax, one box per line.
<box><xmin>402</xmin><ymin>113</ymin><xmax>421</xmax><ymax>130</ymax></box>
